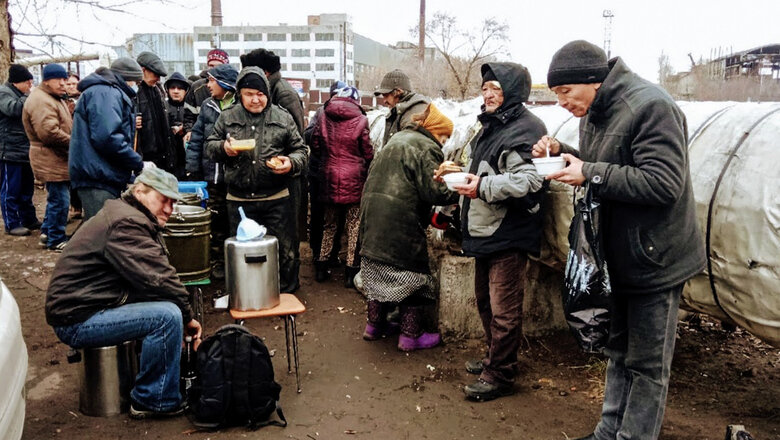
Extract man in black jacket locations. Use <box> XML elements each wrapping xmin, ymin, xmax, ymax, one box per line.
<box><xmin>533</xmin><ymin>40</ymin><xmax>706</xmax><ymax>440</ymax></box>
<box><xmin>454</xmin><ymin>63</ymin><xmax>547</xmax><ymax>402</ymax></box>
<box><xmin>136</xmin><ymin>51</ymin><xmax>175</xmax><ymax>172</ymax></box>
<box><xmin>46</xmin><ymin>167</ymin><xmax>201</xmax><ymax>419</ymax></box>
<box><xmin>240</xmin><ymin>49</ymin><xmax>308</xmax><ymax>281</ymax></box>
<box><xmin>0</xmin><ymin>64</ymin><xmax>39</xmax><ymax>236</ymax></box>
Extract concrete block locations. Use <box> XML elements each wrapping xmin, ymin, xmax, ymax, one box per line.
<box><xmin>432</xmin><ymin>252</ymin><xmax>569</xmax><ymax>339</ymax></box>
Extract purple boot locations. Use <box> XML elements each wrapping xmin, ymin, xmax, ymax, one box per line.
<box><xmin>398</xmin><ymin>332</ymin><xmax>441</xmax><ymax>351</ymax></box>
<box><xmin>364</xmin><ymin>300</ymin><xmax>400</xmax><ymax>341</ymax></box>
<box><xmin>397</xmin><ymin>304</ymin><xmax>441</xmax><ymax>351</ymax></box>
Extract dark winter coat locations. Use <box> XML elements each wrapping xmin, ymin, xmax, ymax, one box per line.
<box><xmin>267</xmin><ymin>70</ymin><xmax>305</xmax><ymax>135</ymax></box>
<box><xmin>461</xmin><ymin>62</ymin><xmax>547</xmax><ymax>258</ymax></box>
<box><xmin>186</xmin><ymin>94</ymin><xmax>234</xmax><ymax>183</ymax></box>
<box><xmin>136</xmin><ymin>81</ymin><xmax>175</xmax><ymax>171</ymax></box>
<box><xmin>360</xmin><ymin>126</ymin><xmax>458</xmax><ymax>273</ymax></box>
<box><xmin>0</xmin><ymin>82</ymin><xmax>30</xmax><ymax>163</ymax></box>
<box><xmin>166</xmin><ymin>97</ymin><xmax>186</xmax><ymax>178</ymax></box>
<box><xmin>204</xmin><ymin>67</ymin><xmax>307</xmax><ymax>199</ymax></box>
<box><xmin>183</xmin><ymin>70</ymin><xmax>210</xmax><ymax>132</ymax></box>
<box><xmin>311</xmin><ymin>97</ymin><xmax>373</xmax><ymax>204</ymax></box>
<box><xmin>69</xmin><ymin>67</ymin><xmax>143</xmax><ymax>195</ymax></box>
<box><xmin>559</xmin><ymin>57</ymin><xmax>706</xmax><ymax>294</ymax></box>
<box><xmin>45</xmin><ymin>191</ymin><xmax>193</xmax><ymax>327</ymax></box>
<box><xmin>382</xmin><ymin>91</ymin><xmax>430</xmax><ymax>145</ymax></box>
<box><xmin>22</xmin><ymin>82</ymin><xmax>72</xmax><ymax>182</ymax></box>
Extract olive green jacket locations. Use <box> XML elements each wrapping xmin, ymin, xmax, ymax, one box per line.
<box><xmin>204</xmin><ymin>67</ymin><xmax>308</xmax><ymax>199</ymax></box>
<box><xmin>360</xmin><ymin>126</ymin><xmax>458</xmax><ymax>273</ymax></box>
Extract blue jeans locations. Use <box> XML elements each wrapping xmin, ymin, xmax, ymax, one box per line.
<box><xmin>77</xmin><ymin>187</ymin><xmax>120</xmax><ymax>221</ymax></box>
<box><xmin>593</xmin><ymin>285</ymin><xmax>683</xmax><ymax>440</ymax></box>
<box><xmin>0</xmin><ymin>161</ymin><xmax>38</xmax><ymax>231</ymax></box>
<box><xmin>53</xmin><ymin>302</ymin><xmax>184</xmax><ymax>411</ymax></box>
<box><xmin>41</xmin><ymin>181</ymin><xmax>70</xmax><ymax>247</ymax></box>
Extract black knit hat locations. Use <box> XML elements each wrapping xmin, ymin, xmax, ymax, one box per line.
<box><xmin>8</xmin><ymin>64</ymin><xmax>33</xmax><ymax>83</ymax></box>
<box><xmin>547</xmin><ymin>40</ymin><xmax>609</xmax><ymax>88</ymax></box>
<box><xmin>481</xmin><ymin>66</ymin><xmax>498</xmax><ymax>84</ymax></box>
<box><xmin>240</xmin><ymin>49</ymin><xmax>281</xmax><ymax>74</ymax></box>
<box><xmin>237</xmin><ymin>71</ymin><xmax>269</xmax><ymax>97</ymax></box>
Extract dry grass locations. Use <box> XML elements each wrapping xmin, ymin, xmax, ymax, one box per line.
<box><xmin>569</xmin><ymin>356</ymin><xmax>608</xmax><ymax>400</ymax></box>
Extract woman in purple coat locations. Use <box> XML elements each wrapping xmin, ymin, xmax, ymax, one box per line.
<box><xmin>311</xmin><ymin>86</ymin><xmax>373</xmax><ymax>287</ymax></box>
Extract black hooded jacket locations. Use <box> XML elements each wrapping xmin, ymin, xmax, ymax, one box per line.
<box><xmin>460</xmin><ymin>62</ymin><xmax>547</xmax><ymax>257</ymax></box>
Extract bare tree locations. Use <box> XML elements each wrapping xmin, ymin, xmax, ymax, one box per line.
<box><xmin>412</xmin><ymin>12</ymin><xmax>509</xmax><ymax>100</ymax></box>
<box><xmin>657</xmin><ymin>51</ymin><xmax>674</xmax><ymax>86</ymax></box>
<box><xmin>3</xmin><ymin>0</ymin><xmax>179</xmax><ymax>64</ymax></box>
<box><xmin>0</xmin><ymin>0</ymin><xmax>11</xmax><ymax>82</ymax></box>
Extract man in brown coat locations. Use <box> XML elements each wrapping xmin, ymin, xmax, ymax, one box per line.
<box><xmin>22</xmin><ymin>64</ymin><xmax>72</xmax><ymax>251</ymax></box>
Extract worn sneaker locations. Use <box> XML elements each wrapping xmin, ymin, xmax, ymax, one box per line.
<box><xmin>48</xmin><ymin>241</ymin><xmax>67</xmax><ymax>252</ymax></box>
<box><xmin>129</xmin><ymin>400</ymin><xmax>187</xmax><ymax>420</ymax></box>
<box><xmin>465</xmin><ymin>359</ymin><xmax>484</xmax><ymax>375</ymax></box>
<box><xmin>463</xmin><ymin>378</ymin><xmax>514</xmax><ymax>402</ymax></box>
<box><xmin>8</xmin><ymin>226</ymin><xmax>31</xmax><ymax>236</ymax></box>
<box><xmin>397</xmin><ymin>332</ymin><xmax>441</xmax><ymax>352</ymax></box>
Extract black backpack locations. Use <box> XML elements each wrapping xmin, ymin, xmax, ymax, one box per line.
<box><xmin>189</xmin><ymin>324</ymin><xmax>287</xmax><ymax>430</ymax></box>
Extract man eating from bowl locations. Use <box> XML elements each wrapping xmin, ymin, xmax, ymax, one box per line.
<box><xmin>204</xmin><ymin>67</ymin><xmax>307</xmax><ymax>293</ymax></box>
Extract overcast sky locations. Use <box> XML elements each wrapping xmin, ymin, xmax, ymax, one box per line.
<box><xmin>14</xmin><ymin>0</ymin><xmax>780</xmax><ymax>85</ymax></box>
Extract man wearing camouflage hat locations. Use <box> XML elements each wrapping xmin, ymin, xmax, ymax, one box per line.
<box><xmin>373</xmin><ymin>69</ymin><xmax>430</xmax><ymax>145</ymax></box>
<box><xmin>46</xmin><ymin>167</ymin><xmax>201</xmax><ymax>419</ymax></box>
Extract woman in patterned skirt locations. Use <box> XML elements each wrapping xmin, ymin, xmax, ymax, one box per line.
<box><xmin>358</xmin><ymin>103</ymin><xmax>458</xmax><ymax>351</ymax></box>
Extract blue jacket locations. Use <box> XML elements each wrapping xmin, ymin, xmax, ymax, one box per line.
<box><xmin>0</xmin><ymin>82</ymin><xmax>30</xmax><ymax>163</ymax></box>
<box><xmin>69</xmin><ymin>67</ymin><xmax>143</xmax><ymax>194</ymax></box>
<box><xmin>186</xmin><ymin>95</ymin><xmax>232</xmax><ymax>184</ymax></box>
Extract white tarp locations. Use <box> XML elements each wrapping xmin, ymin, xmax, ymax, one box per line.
<box><xmin>367</xmin><ymin>101</ymin><xmax>780</xmax><ymax>346</ymax></box>
<box><xmin>0</xmin><ymin>279</ymin><xmax>27</xmax><ymax>440</ymax></box>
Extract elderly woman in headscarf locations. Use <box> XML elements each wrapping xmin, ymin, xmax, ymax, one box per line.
<box><xmin>358</xmin><ymin>103</ymin><xmax>458</xmax><ymax>351</ymax></box>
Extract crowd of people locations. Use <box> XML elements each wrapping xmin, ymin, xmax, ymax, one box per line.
<box><xmin>0</xmin><ymin>39</ymin><xmax>705</xmax><ymax>439</ymax></box>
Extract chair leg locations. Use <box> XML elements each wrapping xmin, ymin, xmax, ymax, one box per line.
<box><xmin>283</xmin><ymin>316</ymin><xmax>292</xmax><ymax>373</ymax></box>
<box><xmin>291</xmin><ymin>315</ymin><xmax>301</xmax><ymax>393</ymax></box>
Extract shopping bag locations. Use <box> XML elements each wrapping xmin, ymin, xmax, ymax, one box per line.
<box><xmin>562</xmin><ymin>184</ymin><xmax>611</xmax><ymax>353</ymax></box>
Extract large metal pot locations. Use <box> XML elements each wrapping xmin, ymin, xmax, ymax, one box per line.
<box><xmin>225</xmin><ymin>235</ymin><xmax>280</xmax><ymax>311</ymax></box>
<box><xmin>162</xmin><ymin>205</ymin><xmax>211</xmax><ymax>282</ymax></box>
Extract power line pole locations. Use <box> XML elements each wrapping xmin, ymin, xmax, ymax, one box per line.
<box><xmin>211</xmin><ymin>0</ymin><xmax>222</xmax><ymax>48</ymax></box>
<box><xmin>602</xmin><ymin>10</ymin><xmax>614</xmax><ymax>59</ymax></box>
<box><xmin>418</xmin><ymin>0</ymin><xmax>426</xmax><ymax>65</ymax></box>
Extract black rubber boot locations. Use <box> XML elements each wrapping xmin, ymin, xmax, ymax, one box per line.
<box><xmin>314</xmin><ymin>261</ymin><xmax>329</xmax><ymax>282</ymax></box>
<box><xmin>344</xmin><ymin>266</ymin><xmax>359</xmax><ymax>288</ymax></box>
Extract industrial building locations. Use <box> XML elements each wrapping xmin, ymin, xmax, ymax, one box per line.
<box><xmin>114</xmin><ymin>14</ymin><xmax>418</xmax><ymax>93</ymax></box>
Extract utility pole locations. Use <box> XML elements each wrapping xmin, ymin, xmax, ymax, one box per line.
<box><xmin>418</xmin><ymin>0</ymin><xmax>426</xmax><ymax>64</ymax></box>
<box><xmin>602</xmin><ymin>10</ymin><xmax>614</xmax><ymax>59</ymax></box>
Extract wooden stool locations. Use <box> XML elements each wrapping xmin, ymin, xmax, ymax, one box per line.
<box><xmin>230</xmin><ymin>293</ymin><xmax>306</xmax><ymax>392</ymax></box>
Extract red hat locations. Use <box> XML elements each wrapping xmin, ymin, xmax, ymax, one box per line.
<box><xmin>207</xmin><ymin>49</ymin><xmax>229</xmax><ymax>65</ymax></box>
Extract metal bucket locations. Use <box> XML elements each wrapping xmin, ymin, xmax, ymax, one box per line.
<box><xmin>163</xmin><ymin>205</ymin><xmax>211</xmax><ymax>282</ymax></box>
<box><xmin>225</xmin><ymin>235</ymin><xmax>280</xmax><ymax>311</ymax></box>
<box><xmin>78</xmin><ymin>341</ymin><xmax>139</xmax><ymax>417</ymax></box>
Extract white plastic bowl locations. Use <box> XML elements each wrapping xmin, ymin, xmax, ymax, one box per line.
<box><xmin>532</xmin><ymin>156</ymin><xmax>566</xmax><ymax>176</ymax></box>
<box><xmin>441</xmin><ymin>172</ymin><xmax>468</xmax><ymax>191</ymax></box>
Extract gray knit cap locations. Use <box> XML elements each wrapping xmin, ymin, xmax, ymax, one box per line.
<box><xmin>547</xmin><ymin>40</ymin><xmax>609</xmax><ymax>88</ymax></box>
<box><xmin>110</xmin><ymin>57</ymin><xmax>143</xmax><ymax>82</ymax></box>
<box><xmin>373</xmin><ymin>69</ymin><xmax>412</xmax><ymax>96</ymax></box>
<box><xmin>136</xmin><ymin>51</ymin><xmax>168</xmax><ymax>77</ymax></box>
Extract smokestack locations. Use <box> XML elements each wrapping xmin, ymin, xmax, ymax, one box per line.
<box><xmin>211</xmin><ymin>0</ymin><xmax>223</xmax><ymax>26</ymax></box>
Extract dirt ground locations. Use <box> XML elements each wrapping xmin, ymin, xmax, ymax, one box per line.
<box><xmin>2</xmin><ymin>189</ymin><xmax>778</xmax><ymax>440</ymax></box>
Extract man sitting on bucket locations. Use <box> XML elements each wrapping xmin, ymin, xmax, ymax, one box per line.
<box><xmin>45</xmin><ymin>167</ymin><xmax>202</xmax><ymax>419</ymax></box>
